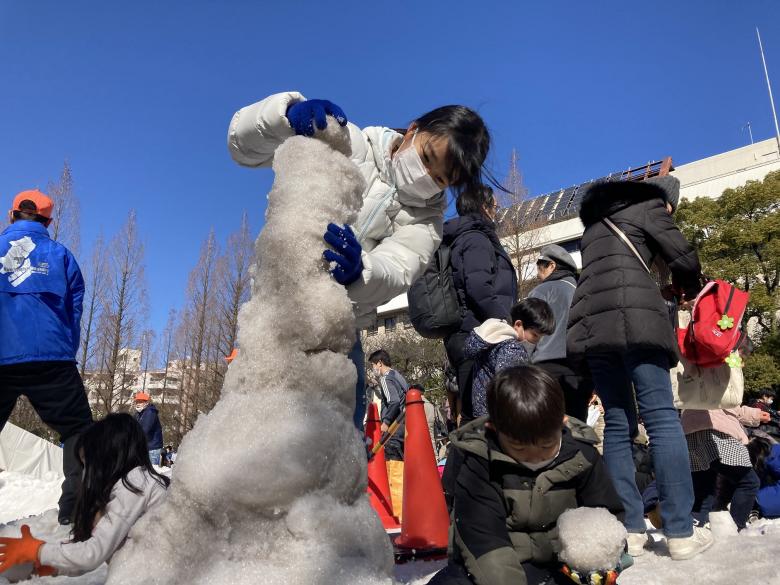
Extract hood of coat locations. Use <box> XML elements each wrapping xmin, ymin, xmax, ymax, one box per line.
<box><xmin>578</xmin><ymin>179</ymin><xmax>671</xmax><ymax>227</ymax></box>
<box><xmin>442</xmin><ymin>213</ymin><xmax>497</xmax><ymax>246</ymax></box>
<box><xmin>473</xmin><ymin>318</ymin><xmax>517</xmax><ymax>344</ymax></box>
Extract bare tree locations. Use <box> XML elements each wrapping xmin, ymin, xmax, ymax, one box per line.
<box><xmin>178</xmin><ymin>230</ymin><xmax>220</xmax><ymax>432</ymax></box>
<box><xmin>496</xmin><ymin>149</ymin><xmax>549</xmax><ymax>298</ymax></box>
<box><xmin>79</xmin><ymin>234</ymin><xmax>108</xmax><ymax>378</ymax></box>
<box><xmin>92</xmin><ymin>211</ymin><xmax>148</xmax><ymax>415</ymax></box>
<box><xmin>47</xmin><ymin>161</ymin><xmax>81</xmax><ymax>255</ymax></box>
<box><xmin>139</xmin><ymin>329</ymin><xmax>157</xmax><ymax>392</ymax></box>
<box><xmin>216</xmin><ymin>213</ymin><xmax>254</xmax><ymax>363</ymax></box>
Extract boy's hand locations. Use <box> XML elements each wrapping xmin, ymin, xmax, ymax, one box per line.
<box><xmin>381</xmin><ymin>422</ymin><xmax>389</xmax><ymax>433</ymax></box>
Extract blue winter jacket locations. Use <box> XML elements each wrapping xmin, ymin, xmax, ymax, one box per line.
<box><xmin>135</xmin><ymin>404</ymin><xmax>163</xmax><ymax>450</ymax></box>
<box><xmin>0</xmin><ymin>221</ymin><xmax>85</xmax><ymax>366</ymax></box>
<box><xmin>465</xmin><ymin>319</ymin><xmax>530</xmax><ymax>418</ymax></box>
<box><xmin>757</xmin><ymin>444</ymin><xmax>780</xmax><ymax>519</ymax></box>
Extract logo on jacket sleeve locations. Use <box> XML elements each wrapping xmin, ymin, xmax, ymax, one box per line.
<box><xmin>0</xmin><ymin>236</ymin><xmax>41</xmax><ymax>287</ymax></box>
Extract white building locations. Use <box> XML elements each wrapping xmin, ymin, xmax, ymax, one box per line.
<box><xmin>368</xmin><ymin>137</ymin><xmax>780</xmax><ymax>333</ymax></box>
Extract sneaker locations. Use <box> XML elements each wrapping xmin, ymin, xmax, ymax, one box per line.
<box><xmin>668</xmin><ymin>526</ymin><xmax>714</xmax><ymax>561</ymax></box>
<box><xmin>626</xmin><ymin>532</ymin><xmax>648</xmax><ymax>557</ymax></box>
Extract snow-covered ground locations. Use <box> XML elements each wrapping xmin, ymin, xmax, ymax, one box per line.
<box><xmin>2</xmin><ymin>470</ymin><xmax>780</xmax><ymax>585</ymax></box>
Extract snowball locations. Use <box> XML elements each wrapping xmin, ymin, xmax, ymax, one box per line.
<box><xmin>105</xmin><ymin>119</ymin><xmax>393</xmax><ymax>585</ymax></box>
<box><xmin>556</xmin><ymin>507</ymin><xmax>627</xmax><ymax>572</ymax></box>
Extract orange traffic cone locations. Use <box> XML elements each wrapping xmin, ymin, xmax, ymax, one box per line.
<box><xmin>365</xmin><ymin>403</ymin><xmax>400</xmax><ymax>529</ymax></box>
<box><xmin>395</xmin><ymin>389</ymin><xmax>449</xmax><ymax>550</ymax></box>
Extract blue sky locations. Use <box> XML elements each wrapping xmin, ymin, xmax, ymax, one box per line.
<box><xmin>1</xmin><ymin>1</ymin><xmax>779</xmax><ymax>333</ymax></box>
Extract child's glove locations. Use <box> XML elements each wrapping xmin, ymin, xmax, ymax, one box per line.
<box><xmin>286</xmin><ymin>99</ymin><xmax>348</xmax><ymax>136</ymax></box>
<box><xmin>0</xmin><ymin>525</ymin><xmax>45</xmax><ymax>572</ymax></box>
<box><xmin>323</xmin><ymin>224</ymin><xmax>363</xmax><ymax>286</ymax></box>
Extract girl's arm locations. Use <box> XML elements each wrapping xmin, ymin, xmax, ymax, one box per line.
<box><xmin>227</xmin><ymin>91</ymin><xmax>306</xmax><ymax>168</ymax></box>
<box><xmin>38</xmin><ymin>475</ymin><xmax>150</xmax><ymax>576</ymax></box>
<box><xmin>729</xmin><ymin>406</ymin><xmax>764</xmax><ymax>428</ymax></box>
<box><xmin>348</xmin><ymin>209</ymin><xmax>444</xmax><ymax>313</ymax></box>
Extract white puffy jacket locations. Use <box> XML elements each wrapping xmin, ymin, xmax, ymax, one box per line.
<box><xmin>228</xmin><ymin>91</ymin><xmax>447</xmax><ymax>326</ymax></box>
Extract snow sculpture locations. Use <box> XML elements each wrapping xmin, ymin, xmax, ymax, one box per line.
<box><xmin>106</xmin><ymin>120</ymin><xmax>394</xmax><ymax>585</ymax></box>
<box><xmin>556</xmin><ymin>507</ymin><xmax>627</xmax><ymax>573</ymax></box>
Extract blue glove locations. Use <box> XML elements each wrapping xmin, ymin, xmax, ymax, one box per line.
<box><xmin>286</xmin><ymin>99</ymin><xmax>348</xmax><ymax>137</ymax></box>
<box><xmin>323</xmin><ymin>223</ymin><xmax>363</xmax><ymax>286</ymax></box>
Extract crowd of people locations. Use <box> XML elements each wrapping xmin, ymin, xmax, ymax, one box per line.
<box><xmin>0</xmin><ymin>92</ymin><xmax>777</xmax><ymax>585</ymax></box>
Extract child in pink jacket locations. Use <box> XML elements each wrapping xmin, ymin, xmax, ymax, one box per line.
<box><xmin>682</xmin><ymin>406</ymin><xmax>770</xmax><ymax>529</ymax></box>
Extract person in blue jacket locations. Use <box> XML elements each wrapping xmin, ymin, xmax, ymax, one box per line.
<box><xmin>0</xmin><ymin>190</ymin><xmax>92</xmax><ymax>524</ymax></box>
<box><xmin>133</xmin><ymin>392</ymin><xmax>163</xmax><ymax>465</ymax></box>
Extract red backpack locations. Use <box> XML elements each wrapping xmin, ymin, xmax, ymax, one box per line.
<box><xmin>678</xmin><ymin>280</ymin><xmax>750</xmax><ymax>367</ymax></box>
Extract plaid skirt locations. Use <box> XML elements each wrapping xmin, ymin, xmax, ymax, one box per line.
<box><xmin>686</xmin><ymin>430</ymin><xmax>752</xmax><ymax>472</ymax></box>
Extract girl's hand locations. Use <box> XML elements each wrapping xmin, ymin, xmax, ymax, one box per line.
<box><xmin>286</xmin><ymin>99</ymin><xmax>348</xmax><ymax>136</ymax></box>
<box><xmin>0</xmin><ymin>525</ymin><xmax>45</xmax><ymax>572</ymax></box>
<box><xmin>760</xmin><ymin>411</ymin><xmax>771</xmax><ymax>424</ymax></box>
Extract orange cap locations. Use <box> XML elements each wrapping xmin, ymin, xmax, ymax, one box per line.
<box><xmin>12</xmin><ymin>190</ymin><xmax>54</xmax><ymax>219</ymax></box>
<box><xmin>134</xmin><ymin>392</ymin><xmax>150</xmax><ymax>402</ymax></box>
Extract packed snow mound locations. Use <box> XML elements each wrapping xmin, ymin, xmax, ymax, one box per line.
<box><xmin>0</xmin><ymin>471</ymin><xmax>61</xmax><ymax>525</ymax></box>
<box><xmin>105</xmin><ymin>119</ymin><xmax>394</xmax><ymax>585</ymax></box>
<box><xmin>556</xmin><ymin>507</ymin><xmax>626</xmax><ymax>572</ymax></box>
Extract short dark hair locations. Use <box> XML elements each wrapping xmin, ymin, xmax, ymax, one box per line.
<box><xmin>761</xmin><ymin>388</ymin><xmax>776</xmax><ymax>399</ymax></box>
<box><xmin>409</xmin><ymin>383</ymin><xmax>425</xmax><ymax>392</ymax></box>
<box><xmin>368</xmin><ymin>349</ymin><xmax>392</xmax><ymax>367</ymax></box>
<box><xmin>12</xmin><ymin>199</ymin><xmax>49</xmax><ymax>224</ymax></box>
<box><xmin>455</xmin><ymin>184</ymin><xmax>494</xmax><ymax>217</ymax></box>
<box><xmin>487</xmin><ymin>365</ymin><xmax>565</xmax><ymax>444</ymax></box>
<box><xmin>511</xmin><ymin>298</ymin><xmax>555</xmax><ymax>335</ymax></box>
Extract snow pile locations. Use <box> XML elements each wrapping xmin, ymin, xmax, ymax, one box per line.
<box><xmin>0</xmin><ymin>471</ymin><xmax>62</xmax><ymax>525</ymax></box>
<box><xmin>105</xmin><ymin>120</ymin><xmax>394</xmax><ymax>585</ymax></box>
<box><xmin>556</xmin><ymin>507</ymin><xmax>626</xmax><ymax>572</ymax></box>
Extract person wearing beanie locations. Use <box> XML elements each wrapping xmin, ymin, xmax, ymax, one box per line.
<box><xmin>133</xmin><ymin>392</ymin><xmax>164</xmax><ymax>465</ymax></box>
<box><xmin>0</xmin><ymin>190</ymin><xmax>92</xmax><ymax>525</ymax></box>
<box><xmin>528</xmin><ymin>244</ymin><xmax>591</xmax><ymax>421</ymax></box>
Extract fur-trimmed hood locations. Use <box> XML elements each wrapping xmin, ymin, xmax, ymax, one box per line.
<box><xmin>578</xmin><ymin>177</ymin><xmax>680</xmax><ymax>227</ymax></box>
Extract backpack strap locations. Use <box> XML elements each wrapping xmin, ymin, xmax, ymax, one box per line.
<box><xmin>602</xmin><ymin>218</ymin><xmax>651</xmax><ymax>274</ymax></box>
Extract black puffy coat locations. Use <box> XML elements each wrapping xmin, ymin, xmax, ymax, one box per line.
<box><xmin>567</xmin><ymin>180</ymin><xmax>701</xmax><ymax>366</ymax></box>
<box><xmin>443</xmin><ymin>213</ymin><xmax>517</xmax><ymax>334</ymax></box>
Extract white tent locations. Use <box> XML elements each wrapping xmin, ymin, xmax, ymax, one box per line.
<box><xmin>0</xmin><ymin>422</ymin><xmax>63</xmax><ymax>479</ymax></box>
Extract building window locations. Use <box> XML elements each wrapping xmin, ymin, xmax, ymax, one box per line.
<box><xmin>384</xmin><ymin>317</ymin><xmax>397</xmax><ymax>331</ymax></box>
<box><xmin>366</xmin><ymin>320</ymin><xmax>378</xmax><ymax>336</ymax></box>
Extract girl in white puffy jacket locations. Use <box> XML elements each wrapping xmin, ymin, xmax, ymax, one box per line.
<box><xmin>0</xmin><ymin>414</ymin><xmax>169</xmax><ymax>577</ymax></box>
<box><xmin>228</xmin><ymin>92</ymin><xmax>496</xmax><ymax>429</ymax></box>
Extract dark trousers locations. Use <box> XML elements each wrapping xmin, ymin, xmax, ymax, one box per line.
<box><xmin>535</xmin><ymin>359</ymin><xmax>592</xmax><ymax>422</ymax></box>
<box><xmin>692</xmin><ymin>463</ymin><xmax>760</xmax><ymax>529</ymax></box>
<box><xmin>0</xmin><ymin>361</ymin><xmax>93</xmax><ymax>523</ymax></box>
<box><xmin>444</xmin><ymin>331</ymin><xmax>475</xmax><ymax>422</ymax></box>
<box><xmin>428</xmin><ymin>561</ymin><xmax>571</xmax><ymax>585</ymax></box>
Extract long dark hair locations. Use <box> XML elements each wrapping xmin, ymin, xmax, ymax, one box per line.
<box><xmin>455</xmin><ymin>184</ymin><xmax>495</xmax><ymax>218</ymax></box>
<box><xmin>72</xmin><ymin>413</ymin><xmax>170</xmax><ymax>542</ymax></box>
<box><xmin>412</xmin><ymin>105</ymin><xmax>499</xmax><ymax>198</ymax></box>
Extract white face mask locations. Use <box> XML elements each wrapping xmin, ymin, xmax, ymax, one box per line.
<box><xmin>391</xmin><ymin>130</ymin><xmax>442</xmax><ymax>200</ymax></box>
<box><xmin>135</xmin><ymin>404</ymin><xmax>147</xmax><ymax>413</ymax></box>
<box><xmin>517</xmin><ymin>439</ymin><xmax>562</xmax><ymax>471</ymax></box>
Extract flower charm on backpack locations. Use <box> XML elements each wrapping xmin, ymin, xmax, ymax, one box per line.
<box><xmin>717</xmin><ymin>313</ymin><xmax>735</xmax><ymax>330</ymax></box>
<box><xmin>725</xmin><ymin>352</ymin><xmax>743</xmax><ymax>369</ymax></box>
